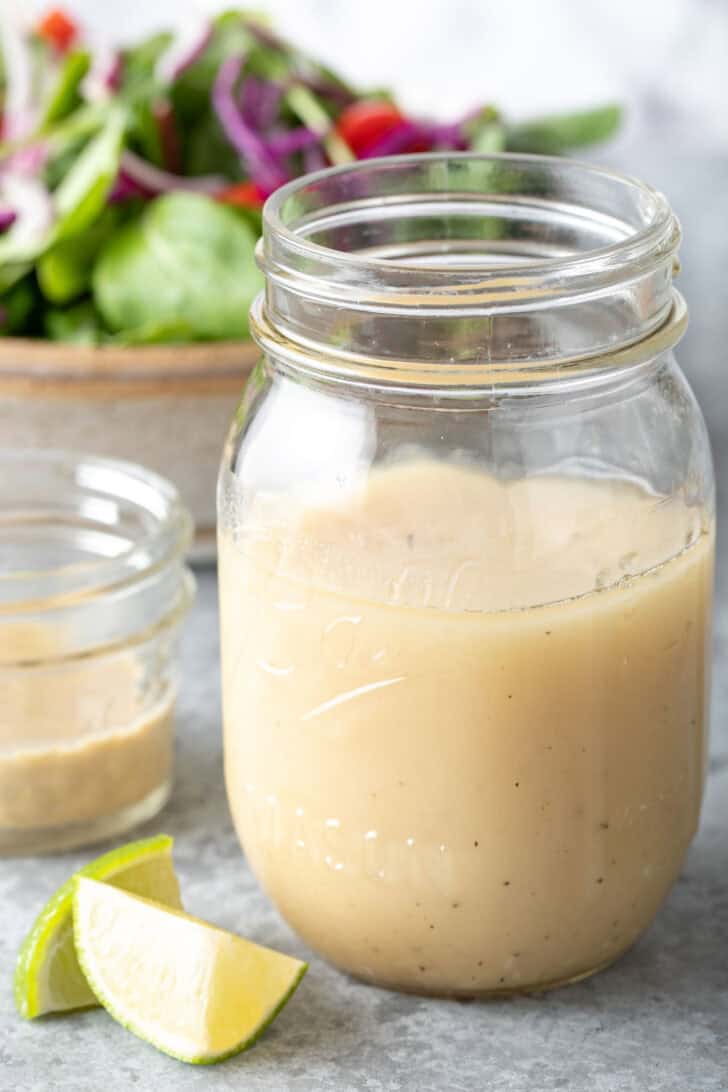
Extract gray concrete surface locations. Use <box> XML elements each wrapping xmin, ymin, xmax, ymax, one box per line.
<box><xmin>1</xmin><ymin>140</ymin><xmax>726</xmax><ymax>1091</ymax></box>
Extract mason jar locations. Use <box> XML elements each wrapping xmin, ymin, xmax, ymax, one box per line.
<box><xmin>0</xmin><ymin>450</ymin><xmax>194</xmax><ymax>855</ymax></box>
<box><xmin>218</xmin><ymin>154</ymin><xmax>714</xmax><ymax>997</ymax></box>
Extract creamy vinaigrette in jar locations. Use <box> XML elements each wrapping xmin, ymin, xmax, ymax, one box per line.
<box><xmin>220</xmin><ymin>459</ymin><xmax>713</xmax><ymax>996</ymax></box>
<box><xmin>218</xmin><ymin>153</ymin><xmax>715</xmax><ymax>995</ymax></box>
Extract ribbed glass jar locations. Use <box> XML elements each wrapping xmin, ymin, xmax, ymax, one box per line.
<box><xmin>218</xmin><ymin>154</ymin><xmax>714</xmax><ymax>997</ymax></box>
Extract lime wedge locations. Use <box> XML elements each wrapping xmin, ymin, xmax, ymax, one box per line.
<box><xmin>15</xmin><ymin>835</ymin><xmax>181</xmax><ymax>1020</ymax></box>
<box><xmin>73</xmin><ymin>877</ymin><xmax>308</xmax><ymax>1065</ymax></box>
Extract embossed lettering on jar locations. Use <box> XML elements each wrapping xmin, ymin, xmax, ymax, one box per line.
<box><xmin>218</xmin><ymin>154</ymin><xmax>714</xmax><ymax>997</ymax></box>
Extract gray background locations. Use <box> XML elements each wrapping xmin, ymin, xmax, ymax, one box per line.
<box><xmin>2</xmin><ymin>2</ymin><xmax>727</xmax><ymax>1089</ymax></box>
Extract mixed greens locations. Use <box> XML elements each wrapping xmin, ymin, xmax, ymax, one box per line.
<box><xmin>0</xmin><ymin>8</ymin><xmax>622</xmax><ymax>344</ymax></box>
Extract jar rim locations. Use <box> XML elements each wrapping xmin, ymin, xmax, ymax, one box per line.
<box><xmin>0</xmin><ymin>449</ymin><xmax>193</xmax><ymax>614</ymax></box>
<box><xmin>264</xmin><ymin>151</ymin><xmax>677</xmax><ymax>287</ymax></box>
<box><xmin>257</xmin><ymin>152</ymin><xmax>683</xmax><ymax>380</ymax></box>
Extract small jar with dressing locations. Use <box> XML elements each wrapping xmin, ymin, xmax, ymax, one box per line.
<box><xmin>0</xmin><ymin>450</ymin><xmax>194</xmax><ymax>855</ymax></box>
<box><xmin>218</xmin><ymin>154</ymin><xmax>714</xmax><ymax>996</ymax></box>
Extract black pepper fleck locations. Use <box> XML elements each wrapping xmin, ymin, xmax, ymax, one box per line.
<box><xmin>596</xmin><ymin>877</ymin><xmax>604</xmax><ymax>884</ymax></box>
<box><xmin>474</xmin><ymin>840</ymin><xmax>479</xmax><ymax>848</ymax></box>
<box><xmin>452</xmin><ymin>902</ymin><xmax>460</xmax><ymax>910</ymax></box>
<box><xmin>477</xmin><ymin>960</ymin><xmax>483</xmax><ymax>967</ymax></box>
<box><xmin>514</xmin><ymin>781</ymin><xmax>520</xmax><ymax>788</ymax></box>
<box><xmin>418</xmin><ymin>965</ymin><xmax>426</xmax><ymax>972</ymax></box>
<box><xmin>499</xmin><ymin>976</ymin><xmax>505</xmax><ymax>984</ymax></box>
<box><xmin>600</xmin><ymin>822</ymin><xmax>610</xmax><ymax>830</ymax></box>
<box><xmin>503</xmin><ymin>881</ymin><xmax>511</xmax><ymax>887</ymax></box>
<box><xmin>429</xmin><ymin>924</ymin><xmax>435</xmax><ymax>930</ymax></box>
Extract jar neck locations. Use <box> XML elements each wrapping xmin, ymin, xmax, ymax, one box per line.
<box><xmin>254</xmin><ymin>153</ymin><xmax>684</xmax><ymax>389</ymax></box>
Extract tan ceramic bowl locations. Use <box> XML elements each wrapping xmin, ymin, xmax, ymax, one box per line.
<box><xmin>0</xmin><ymin>338</ymin><xmax>259</xmax><ymax>561</ymax></box>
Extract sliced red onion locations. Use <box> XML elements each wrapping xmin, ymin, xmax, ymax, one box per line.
<box><xmin>212</xmin><ymin>56</ymin><xmax>287</xmax><ymax>193</ymax></box>
<box><xmin>1</xmin><ymin>142</ymin><xmax>49</xmax><ymax>176</ymax></box>
<box><xmin>0</xmin><ymin>174</ymin><xmax>54</xmax><ymax>249</ymax></box>
<box><xmin>155</xmin><ymin>17</ymin><xmax>212</xmax><ymax>84</ymax></box>
<box><xmin>82</xmin><ymin>42</ymin><xmax>123</xmax><ymax>103</ymax></box>
<box><xmin>0</xmin><ymin>208</ymin><xmax>17</xmax><ymax>231</ymax></box>
<box><xmin>119</xmin><ymin>150</ymin><xmax>226</xmax><ymax>195</ymax></box>
<box><xmin>1</xmin><ymin>21</ymin><xmax>38</xmax><ymax>142</ymax></box>
<box><xmin>109</xmin><ymin>172</ymin><xmax>148</xmax><ymax>203</ymax></box>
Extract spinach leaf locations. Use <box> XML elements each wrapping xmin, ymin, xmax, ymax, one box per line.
<box><xmin>183</xmin><ymin>111</ymin><xmax>243</xmax><ymax>179</ymax></box>
<box><xmin>37</xmin><ymin>206</ymin><xmax>125</xmax><ymax>303</ymax></box>
<box><xmin>92</xmin><ymin>191</ymin><xmax>262</xmax><ymax>340</ymax></box>
<box><xmin>0</xmin><ymin>277</ymin><xmax>37</xmax><ymax>335</ymax></box>
<box><xmin>44</xmin><ymin>299</ymin><xmax>105</xmax><ymax>344</ymax></box>
<box><xmin>505</xmin><ymin>104</ymin><xmax>622</xmax><ymax>154</ymax></box>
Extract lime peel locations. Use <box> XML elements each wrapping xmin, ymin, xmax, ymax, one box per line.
<box><xmin>14</xmin><ymin>834</ymin><xmax>181</xmax><ymax>1019</ymax></box>
<box><xmin>72</xmin><ymin>877</ymin><xmax>308</xmax><ymax>1065</ymax></box>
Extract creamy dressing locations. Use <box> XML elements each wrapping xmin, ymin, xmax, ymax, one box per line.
<box><xmin>219</xmin><ymin>460</ymin><xmax>713</xmax><ymax>995</ymax></box>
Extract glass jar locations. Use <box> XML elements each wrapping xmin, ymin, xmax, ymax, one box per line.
<box><xmin>218</xmin><ymin>154</ymin><xmax>714</xmax><ymax>997</ymax></box>
<box><xmin>0</xmin><ymin>450</ymin><xmax>194</xmax><ymax>855</ymax></box>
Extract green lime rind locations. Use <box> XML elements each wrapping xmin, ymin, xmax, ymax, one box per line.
<box><xmin>187</xmin><ymin>962</ymin><xmax>308</xmax><ymax>1067</ymax></box>
<box><xmin>14</xmin><ymin>834</ymin><xmax>181</xmax><ymax>1020</ymax></box>
<box><xmin>72</xmin><ymin>879</ymin><xmax>308</xmax><ymax>1066</ymax></box>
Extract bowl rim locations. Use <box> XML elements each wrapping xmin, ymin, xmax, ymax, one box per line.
<box><xmin>0</xmin><ymin>336</ymin><xmax>259</xmax><ymax>379</ymax></box>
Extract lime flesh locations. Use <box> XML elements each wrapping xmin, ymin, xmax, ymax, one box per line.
<box><xmin>73</xmin><ymin>877</ymin><xmax>308</xmax><ymax>1064</ymax></box>
<box><xmin>15</xmin><ymin>834</ymin><xmax>181</xmax><ymax>1019</ymax></box>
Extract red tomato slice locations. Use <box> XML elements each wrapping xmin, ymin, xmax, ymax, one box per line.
<box><xmin>335</xmin><ymin>100</ymin><xmax>404</xmax><ymax>156</ymax></box>
<box><xmin>36</xmin><ymin>9</ymin><xmax>77</xmax><ymax>52</ymax></box>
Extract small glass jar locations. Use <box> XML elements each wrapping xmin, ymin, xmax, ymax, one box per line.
<box><xmin>218</xmin><ymin>154</ymin><xmax>714</xmax><ymax>997</ymax></box>
<box><xmin>0</xmin><ymin>450</ymin><xmax>194</xmax><ymax>855</ymax></box>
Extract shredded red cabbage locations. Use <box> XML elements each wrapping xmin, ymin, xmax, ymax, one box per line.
<box><xmin>303</xmin><ymin>144</ymin><xmax>327</xmax><ymax>174</ymax></box>
<box><xmin>267</xmin><ymin>126</ymin><xmax>322</xmax><ymax>157</ymax></box>
<box><xmin>212</xmin><ymin>56</ymin><xmax>288</xmax><ymax>193</ymax></box>
<box><xmin>0</xmin><ymin>209</ymin><xmax>17</xmax><ymax>232</ymax></box>
<box><xmin>240</xmin><ymin>76</ymin><xmax>284</xmax><ymax>132</ymax></box>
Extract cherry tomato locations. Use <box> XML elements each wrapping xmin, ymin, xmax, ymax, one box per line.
<box><xmin>216</xmin><ymin>181</ymin><xmax>266</xmax><ymax>209</ymax></box>
<box><xmin>335</xmin><ymin>100</ymin><xmax>404</xmax><ymax>156</ymax></box>
<box><xmin>36</xmin><ymin>9</ymin><xmax>77</xmax><ymax>52</ymax></box>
